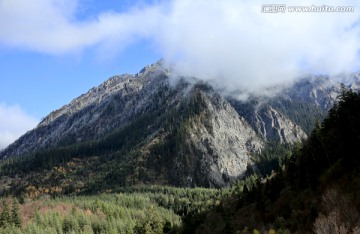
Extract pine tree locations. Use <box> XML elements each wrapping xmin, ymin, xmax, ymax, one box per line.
<box><xmin>134</xmin><ymin>206</ymin><xmax>164</xmax><ymax>234</ymax></box>
<box><xmin>0</xmin><ymin>200</ymin><xmax>11</xmax><ymax>227</ymax></box>
<box><xmin>11</xmin><ymin>198</ymin><xmax>22</xmax><ymax>227</ymax></box>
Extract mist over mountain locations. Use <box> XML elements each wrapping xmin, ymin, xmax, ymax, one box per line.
<box><xmin>0</xmin><ymin>61</ymin><xmax>358</xmax><ymax>191</ymax></box>
<box><xmin>0</xmin><ymin>59</ymin><xmax>359</xmax><ymax>233</ymax></box>
<box><xmin>191</xmin><ymin>85</ymin><xmax>360</xmax><ymax>233</ymax></box>
<box><xmin>1</xmin><ymin>1</ymin><xmax>360</xmax><ymax>233</ymax></box>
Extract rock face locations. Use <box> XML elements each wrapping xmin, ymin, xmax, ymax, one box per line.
<box><xmin>166</xmin><ymin>89</ymin><xmax>262</xmax><ymax>187</ymax></box>
<box><xmin>229</xmin><ymin>73</ymin><xmax>360</xmax><ymax>140</ymax></box>
<box><xmin>1</xmin><ymin>61</ymin><xmax>359</xmax><ymax>187</ymax></box>
<box><xmin>283</xmin><ymin>76</ymin><xmax>342</xmax><ymax>111</ymax></box>
<box><xmin>0</xmin><ymin>62</ymin><xmax>263</xmax><ymax>187</ymax></box>
<box><xmin>228</xmin><ymin>98</ymin><xmax>308</xmax><ymax>145</ymax></box>
<box><xmin>254</xmin><ymin>106</ymin><xmax>307</xmax><ymax>144</ymax></box>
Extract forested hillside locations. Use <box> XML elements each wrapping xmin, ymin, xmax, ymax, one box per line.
<box><xmin>0</xmin><ymin>186</ymin><xmax>223</xmax><ymax>233</ymax></box>
<box><xmin>0</xmin><ymin>88</ymin><xmax>358</xmax><ymax>233</ymax></box>
<box><xmin>193</xmin><ymin>87</ymin><xmax>360</xmax><ymax>233</ymax></box>
<box><xmin>0</xmin><ymin>59</ymin><xmax>359</xmax><ymax>233</ymax></box>
<box><xmin>2</xmin><ymin>62</ymin><xmax>357</xmax><ymax>190</ymax></box>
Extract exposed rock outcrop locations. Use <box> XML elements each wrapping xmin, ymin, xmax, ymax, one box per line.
<box><xmin>1</xmin><ymin>61</ymin><xmax>359</xmax><ymax>188</ymax></box>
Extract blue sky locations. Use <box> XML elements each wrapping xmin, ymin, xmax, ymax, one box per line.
<box><xmin>0</xmin><ymin>0</ymin><xmax>162</xmax><ymax>148</ymax></box>
<box><xmin>0</xmin><ymin>0</ymin><xmax>160</xmax><ymax>118</ymax></box>
<box><xmin>0</xmin><ymin>36</ymin><xmax>158</xmax><ymax>118</ymax></box>
<box><xmin>0</xmin><ymin>0</ymin><xmax>360</xmax><ymax>149</ymax></box>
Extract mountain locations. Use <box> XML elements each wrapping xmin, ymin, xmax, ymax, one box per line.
<box><xmin>193</xmin><ymin>87</ymin><xmax>360</xmax><ymax>233</ymax></box>
<box><xmin>229</xmin><ymin>74</ymin><xmax>359</xmax><ymax>138</ymax></box>
<box><xmin>0</xmin><ymin>61</ymin><xmax>359</xmax><ymax>192</ymax></box>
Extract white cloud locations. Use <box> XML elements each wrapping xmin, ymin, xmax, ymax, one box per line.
<box><xmin>158</xmin><ymin>0</ymin><xmax>360</xmax><ymax>94</ymax></box>
<box><xmin>0</xmin><ymin>103</ymin><xmax>39</xmax><ymax>149</ymax></box>
<box><xmin>0</xmin><ymin>0</ymin><xmax>360</xmax><ymax>94</ymax></box>
<box><xmin>0</xmin><ymin>0</ymin><xmax>163</xmax><ymax>55</ymax></box>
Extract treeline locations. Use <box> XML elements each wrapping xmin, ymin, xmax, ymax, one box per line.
<box><xmin>115</xmin><ymin>185</ymin><xmax>224</xmax><ymax>232</ymax></box>
<box><xmin>0</xmin><ymin>185</ymin><xmax>225</xmax><ymax>234</ymax></box>
<box><xmin>0</xmin><ymin>193</ymin><xmax>180</xmax><ymax>233</ymax></box>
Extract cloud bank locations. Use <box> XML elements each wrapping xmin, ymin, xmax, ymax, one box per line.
<box><xmin>1</xmin><ymin>0</ymin><xmax>360</xmax><ymax>93</ymax></box>
<box><xmin>0</xmin><ymin>103</ymin><xmax>39</xmax><ymax>149</ymax></box>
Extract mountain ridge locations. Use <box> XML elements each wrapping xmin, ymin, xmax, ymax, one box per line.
<box><xmin>1</xmin><ymin>61</ymin><xmax>359</xmax><ymax>189</ymax></box>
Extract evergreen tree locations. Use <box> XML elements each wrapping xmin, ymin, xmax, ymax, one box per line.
<box><xmin>11</xmin><ymin>199</ymin><xmax>22</xmax><ymax>227</ymax></box>
<box><xmin>134</xmin><ymin>206</ymin><xmax>164</xmax><ymax>234</ymax></box>
<box><xmin>0</xmin><ymin>200</ymin><xmax>11</xmax><ymax>227</ymax></box>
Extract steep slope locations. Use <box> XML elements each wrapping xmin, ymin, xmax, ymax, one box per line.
<box><xmin>0</xmin><ymin>63</ymin><xmax>263</xmax><ymax>191</ymax></box>
<box><xmin>229</xmin><ymin>99</ymin><xmax>307</xmax><ymax>144</ymax></box>
<box><xmin>132</xmin><ymin>86</ymin><xmax>263</xmax><ymax>187</ymax></box>
<box><xmin>194</xmin><ymin>88</ymin><xmax>360</xmax><ymax>233</ymax></box>
<box><xmin>1</xmin><ymin>61</ymin><xmax>359</xmax><ymax>192</ymax></box>
<box><xmin>1</xmin><ymin>62</ymin><xmax>168</xmax><ymax>158</ymax></box>
<box><xmin>3</xmin><ymin>66</ymin><xmax>358</xmax><ymax>159</ymax></box>
<box><xmin>229</xmin><ymin>74</ymin><xmax>360</xmax><ymax>140</ymax></box>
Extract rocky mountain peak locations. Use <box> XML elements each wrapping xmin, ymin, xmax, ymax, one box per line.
<box><xmin>1</xmin><ymin>62</ymin><xmax>359</xmax><ymax>188</ymax></box>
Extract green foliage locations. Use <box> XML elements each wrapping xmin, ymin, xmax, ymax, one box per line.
<box><xmin>0</xmin><ymin>188</ymin><xmax>193</xmax><ymax>233</ymax></box>
<box><xmin>11</xmin><ymin>199</ymin><xmax>21</xmax><ymax>228</ymax></box>
<box><xmin>254</xmin><ymin>142</ymin><xmax>292</xmax><ymax>177</ymax></box>
<box><xmin>0</xmin><ymin>81</ymin><xmax>357</xmax><ymax>233</ymax></box>
<box><xmin>0</xmin><ymin>81</ymin><xmax>217</xmax><ymax>196</ymax></box>
<box><xmin>191</xmin><ymin>88</ymin><xmax>360</xmax><ymax>232</ymax></box>
<box><xmin>0</xmin><ymin>201</ymin><xmax>10</xmax><ymax>227</ymax></box>
<box><xmin>292</xmin><ymin>88</ymin><xmax>360</xmax><ymax>190</ymax></box>
<box><xmin>0</xmin><ymin>184</ymin><xmax>221</xmax><ymax>233</ymax></box>
<box><xmin>134</xmin><ymin>206</ymin><xmax>164</xmax><ymax>234</ymax></box>
<box><xmin>269</xmin><ymin>98</ymin><xmax>326</xmax><ymax>134</ymax></box>
<box><xmin>62</xmin><ymin>215</ymin><xmax>80</xmax><ymax>233</ymax></box>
